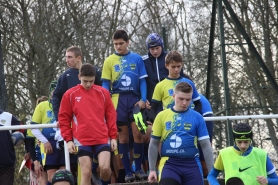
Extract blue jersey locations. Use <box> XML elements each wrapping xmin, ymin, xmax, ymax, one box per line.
<box><xmin>151</xmin><ymin>107</ymin><xmax>209</xmax><ymax>158</ymax></box>
<box><xmin>101</xmin><ymin>51</ymin><xmax>147</xmax><ymax>96</ymax></box>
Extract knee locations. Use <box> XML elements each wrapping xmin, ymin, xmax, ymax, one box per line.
<box><xmin>119</xmin><ymin>133</ymin><xmax>129</xmax><ymax>143</ymax></box>
<box><xmin>100</xmin><ymin>167</ymin><xmax>111</xmax><ymax>181</ymax></box>
<box><xmin>81</xmin><ymin>168</ymin><xmax>92</xmax><ymax>179</ymax></box>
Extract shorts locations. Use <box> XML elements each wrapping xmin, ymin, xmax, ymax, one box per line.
<box><xmin>41</xmin><ymin>140</ymin><xmax>65</xmax><ymax>169</ymax></box>
<box><xmin>112</xmin><ymin>93</ymin><xmax>139</xmax><ymax>126</ymax></box>
<box><xmin>77</xmin><ymin>144</ymin><xmax>110</xmax><ymax>159</ymax></box>
<box><xmin>159</xmin><ymin>157</ymin><xmax>203</xmax><ymax>185</ymax></box>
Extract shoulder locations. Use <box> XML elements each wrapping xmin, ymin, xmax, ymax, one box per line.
<box><xmin>142</xmin><ymin>54</ymin><xmax>149</xmax><ymax>61</ymax></box>
<box><xmin>130</xmin><ymin>52</ymin><xmax>143</xmax><ymax>59</ymax></box>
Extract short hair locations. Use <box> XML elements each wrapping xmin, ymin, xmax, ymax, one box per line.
<box><xmin>113</xmin><ymin>29</ymin><xmax>129</xmax><ymax>42</ymax></box>
<box><xmin>226</xmin><ymin>177</ymin><xmax>244</xmax><ymax>185</ymax></box>
<box><xmin>165</xmin><ymin>50</ymin><xmax>183</xmax><ymax>65</ymax></box>
<box><xmin>174</xmin><ymin>82</ymin><xmax>192</xmax><ymax>94</ymax></box>
<box><xmin>66</xmin><ymin>46</ymin><xmax>82</xmax><ymax>58</ymax></box>
<box><xmin>36</xmin><ymin>96</ymin><xmax>48</xmax><ymax>105</ymax></box>
<box><xmin>79</xmin><ymin>63</ymin><xmax>96</xmax><ymax>77</ymax></box>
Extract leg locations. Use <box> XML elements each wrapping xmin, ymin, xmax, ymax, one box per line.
<box><xmin>98</xmin><ymin>151</ymin><xmax>111</xmax><ymax>181</ymax></box>
<box><xmin>0</xmin><ymin>165</ymin><xmax>15</xmax><ymax>185</ymax></box>
<box><xmin>79</xmin><ymin>156</ymin><xmax>93</xmax><ymax>185</ymax></box>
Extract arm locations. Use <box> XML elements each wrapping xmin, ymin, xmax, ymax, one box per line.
<box><xmin>193</xmin><ymin>99</ymin><xmax>202</xmax><ymax>113</ymax></box>
<box><xmin>94</xmin><ymin>67</ymin><xmax>102</xmax><ymax>86</ymax></box>
<box><xmin>30</xmin><ymin>128</ymin><xmax>48</xmax><ymax>144</ymax></box>
<box><xmin>58</xmin><ymin>93</ymin><xmax>73</xmax><ymax>142</ymax></box>
<box><xmin>104</xmin><ymin>90</ymin><xmax>117</xmax><ymax>140</ymax></box>
<box><xmin>204</xmin><ymin>113</ymin><xmax>214</xmax><ymax>142</ymax></box>
<box><xmin>267</xmin><ymin>172</ymin><xmax>278</xmax><ymax>185</ymax></box>
<box><xmin>148</xmin><ymin>101</ymin><xmax>160</xmax><ymax>122</ymax></box>
<box><xmin>102</xmin><ymin>80</ymin><xmax>111</xmax><ymax>91</ymax></box>
<box><xmin>207</xmin><ymin>167</ymin><xmax>221</xmax><ymax>185</ymax></box>
<box><xmin>148</xmin><ymin>137</ymin><xmax>160</xmax><ymax>183</ymax></box>
<box><xmin>140</xmin><ymin>78</ymin><xmax>147</xmax><ymax>102</ymax></box>
<box><xmin>199</xmin><ymin>138</ymin><xmax>214</xmax><ymax>172</ymax></box>
<box><xmin>52</xmin><ymin>75</ymin><xmax>66</xmax><ymax>121</ymax></box>
<box><xmin>25</xmin><ymin>137</ymin><xmax>37</xmax><ymax>161</ymax></box>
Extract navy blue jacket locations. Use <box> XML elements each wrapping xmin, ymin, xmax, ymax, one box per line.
<box><xmin>0</xmin><ymin>110</ymin><xmax>21</xmax><ymax>167</ymax></box>
<box><xmin>52</xmin><ymin>66</ymin><xmax>102</xmax><ymax>121</ymax></box>
<box><xmin>143</xmin><ymin>51</ymin><xmax>184</xmax><ymax>102</ymax></box>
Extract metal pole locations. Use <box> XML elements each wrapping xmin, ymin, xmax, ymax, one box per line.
<box><xmin>162</xmin><ymin>27</ymin><xmax>167</xmax><ymax>51</ymax></box>
<box><xmin>206</xmin><ymin>0</ymin><xmax>217</xmax><ymax>99</ymax></box>
<box><xmin>218</xmin><ymin>0</ymin><xmax>233</xmax><ymax>146</ymax></box>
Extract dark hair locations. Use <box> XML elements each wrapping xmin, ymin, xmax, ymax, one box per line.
<box><xmin>165</xmin><ymin>50</ymin><xmax>183</xmax><ymax>65</ymax></box>
<box><xmin>52</xmin><ymin>169</ymin><xmax>74</xmax><ymax>185</ymax></box>
<box><xmin>36</xmin><ymin>96</ymin><xmax>48</xmax><ymax>105</ymax></box>
<box><xmin>79</xmin><ymin>63</ymin><xmax>96</xmax><ymax>77</ymax></box>
<box><xmin>113</xmin><ymin>29</ymin><xmax>129</xmax><ymax>42</ymax></box>
<box><xmin>174</xmin><ymin>82</ymin><xmax>192</xmax><ymax>94</ymax></box>
<box><xmin>66</xmin><ymin>46</ymin><xmax>82</xmax><ymax>58</ymax></box>
<box><xmin>233</xmin><ymin>123</ymin><xmax>253</xmax><ymax>141</ymax></box>
<box><xmin>226</xmin><ymin>177</ymin><xmax>244</xmax><ymax>185</ymax></box>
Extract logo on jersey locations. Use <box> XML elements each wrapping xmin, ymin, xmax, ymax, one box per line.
<box><xmin>130</xmin><ymin>64</ymin><xmax>136</xmax><ymax>70</ymax></box>
<box><xmin>169</xmin><ymin>134</ymin><xmax>182</xmax><ymax>148</ymax></box>
<box><xmin>114</xmin><ymin>64</ymin><xmax>120</xmax><ymax>72</ymax></box>
<box><xmin>121</xmin><ymin>74</ymin><xmax>131</xmax><ymax>86</ymax></box>
<box><xmin>47</xmin><ymin>110</ymin><xmax>53</xmax><ymax>118</ymax></box>
<box><xmin>165</xmin><ymin>121</ymin><xmax>172</xmax><ymax>130</ymax></box>
<box><xmin>0</xmin><ymin>119</ymin><xmax>6</xmax><ymax>125</ymax></box>
<box><xmin>75</xmin><ymin>96</ymin><xmax>82</xmax><ymax>102</ymax></box>
<box><xmin>239</xmin><ymin>166</ymin><xmax>252</xmax><ymax>172</ymax></box>
<box><xmin>184</xmin><ymin>123</ymin><xmax>192</xmax><ymax>130</ymax></box>
<box><xmin>168</xmin><ymin>89</ymin><xmax>174</xmax><ymax>96</ymax></box>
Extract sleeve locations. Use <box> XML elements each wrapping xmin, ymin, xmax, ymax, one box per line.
<box><xmin>102</xmin><ymin>81</ymin><xmax>110</xmax><ymax>91</ymax></box>
<box><xmin>139</xmin><ymin>78</ymin><xmax>147</xmax><ymax>102</ymax></box>
<box><xmin>151</xmin><ymin>112</ymin><xmax>163</xmax><ymax>139</ymax></box>
<box><xmin>204</xmin><ymin>113</ymin><xmax>214</xmax><ymax>142</ymax></box>
<box><xmin>52</xmin><ymin>74</ymin><xmax>67</xmax><ymax>121</ymax></box>
<box><xmin>151</xmin><ymin>82</ymin><xmax>163</xmax><ymax>103</ymax></box>
<box><xmin>148</xmin><ymin>138</ymin><xmax>160</xmax><ymax>171</ymax></box>
<box><xmin>104</xmin><ymin>89</ymin><xmax>117</xmax><ymax>139</ymax></box>
<box><xmin>101</xmin><ymin>58</ymin><xmax>112</xmax><ymax>81</ymax></box>
<box><xmin>94</xmin><ymin>66</ymin><xmax>102</xmax><ymax>86</ymax></box>
<box><xmin>199</xmin><ymin>138</ymin><xmax>214</xmax><ymax>172</ymax></box>
<box><xmin>196</xmin><ymin>115</ymin><xmax>210</xmax><ymax>141</ymax></box>
<box><xmin>25</xmin><ymin>138</ymin><xmax>37</xmax><ymax>161</ymax></box>
<box><xmin>267</xmin><ymin>172</ymin><xmax>278</xmax><ymax>185</ymax></box>
<box><xmin>58</xmin><ymin>92</ymin><xmax>73</xmax><ymax>142</ymax></box>
<box><xmin>266</xmin><ymin>155</ymin><xmax>276</xmax><ymax>175</ymax></box>
<box><xmin>186</xmin><ymin>79</ymin><xmax>200</xmax><ymax>102</ymax></box>
<box><xmin>138</xmin><ymin>57</ymin><xmax>148</xmax><ymax>79</ymax></box>
<box><xmin>207</xmin><ymin>167</ymin><xmax>221</xmax><ymax>185</ymax></box>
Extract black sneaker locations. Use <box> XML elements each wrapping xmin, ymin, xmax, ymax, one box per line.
<box><xmin>125</xmin><ymin>173</ymin><xmax>135</xmax><ymax>182</ymax></box>
<box><xmin>135</xmin><ymin>169</ymin><xmax>148</xmax><ymax>181</ymax></box>
<box><xmin>91</xmin><ymin>172</ymin><xmax>102</xmax><ymax>185</ymax></box>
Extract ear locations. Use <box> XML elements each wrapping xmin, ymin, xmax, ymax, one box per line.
<box><xmin>78</xmin><ymin>74</ymin><xmax>81</xmax><ymax>80</ymax></box>
<box><xmin>165</xmin><ymin>63</ymin><xmax>169</xmax><ymax>69</ymax></box>
<box><xmin>77</xmin><ymin>55</ymin><xmax>82</xmax><ymax>62</ymax></box>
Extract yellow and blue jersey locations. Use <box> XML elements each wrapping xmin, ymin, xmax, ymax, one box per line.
<box><xmin>101</xmin><ymin>51</ymin><xmax>147</xmax><ymax>96</ymax></box>
<box><xmin>190</xmin><ymin>94</ymin><xmax>213</xmax><ymax>116</ymax></box>
<box><xmin>31</xmin><ymin>101</ymin><xmax>57</xmax><ymax>139</ymax></box>
<box><xmin>151</xmin><ymin>107</ymin><xmax>209</xmax><ymax>158</ymax></box>
<box><xmin>152</xmin><ymin>76</ymin><xmax>200</xmax><ymax>110</ymax></box>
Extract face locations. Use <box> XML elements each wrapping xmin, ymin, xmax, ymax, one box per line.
<box><xmin>235</xmin><ymin>140</ymin><xmax>251</xmax><ymax>152</ymax></box>
<box><xmin>79</xmin><ymin>76</ymin><xmax>95</xmax><ymax>90</ymax></box>
<box><xmin>65</xmin><ymin>51</ymin><xmax>81</xmax><ymax>69</ymax></box>
<box><xmin>149</xmin><ymin>46</ymin><xmax>162</xmax><ymax>58</ymax></box>
<box><xmin>173</xmin><ymin>91</ymin><xmax>192</xmax><ymax>111</ymax></box>
<box><xmin>166</xmin><ymin>61</ymin><xmax>182</xmax><ymax>78</ymax></box>
<box><xmin>113</xmin><ymin>38</ymin><xmax>129</xmax><ymax>55</ymax></box>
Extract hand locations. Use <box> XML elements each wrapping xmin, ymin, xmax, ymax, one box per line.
<box><xmin>135</xmin><ymin>100</ymin><xmax>146</xmax><ymax>109</ymax></box>
<box><xmin>24</xmin><ymin>152</ymin><xmax>31</xmax><ymax>161</ymax></box>
<box><xmin>110</xmin><ymin>139</ymin><xmax>117</xmax><ymax>151</ymax></box>
<box><xmin>146</xmin><ymin>100</ymin><xmax>151</xmax><ymax>110</ymax></box>
<box><xmin>148</xmin><ymin>170</ymin><xmax>157</xmax><ymax>183</ymax></box>
<box><xmin>67</xmin><ymin>141</ymin><xmax>77</xmax><ymax>154</ymax></box>
<box><xmin>33</xmin><ymin>160</ymin><xmax>42</xmax><ymax>177</ymax></box>
<box><xmin>44</xmin><ymin>142</ymin><xmax>53</xmax><ymax>154</ymax></box>
<box><xmin>56</xmin><ymin>121</ymin><xmax>60</xmax><ymax>128</ymax></box>
<box><xmin>257</xmin><ymin>176</ymin><xmax>268</xmax><ymax>185</ymax></box>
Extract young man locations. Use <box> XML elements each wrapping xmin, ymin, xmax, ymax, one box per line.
<box><xmin>31</xmin><ymin>81</ymin><xmax>66</xmax><ymax>185</ymax></box>
<box><xmin>59</xmin><ymin>63</ymin><xmax>118</xmax><ymax>185</ymax></box>
<box><xmin>101</xmin><ymin>29</ymin><xmax>148</xmax><ymax>182</ymax></box>
<box><xmin>0</xmin><ymin>110</ymin><xmax>22</xmax><ymax>185</ymax></box>
<box><xmin>148</xmin><ymin>82</ymin><xmax>213</xmax><ymax>185</ymax></box>
<box><xmin>52</xmin><ymin>46</ymin><xmax>102</xmax><ymax>184</ymax></box>
<box><xmin>149</xmin><ymin>50</ymin><xmax>201</xmax><ymax>121</ymax></box>
<box><xmin>143</xmin><ymin>33</ymin><xmax>186</xmax><ymax>112</ymax></box>
<box><xmin>207</xmin><ymin>122</ymin><xmax>278</xmax><ymax>185</ymax></box>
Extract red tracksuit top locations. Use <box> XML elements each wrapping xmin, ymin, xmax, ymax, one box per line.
<box><xmin>59</xmin><ymin>84</ymin><xmax>117</xmax><ymax>146</ymax></box>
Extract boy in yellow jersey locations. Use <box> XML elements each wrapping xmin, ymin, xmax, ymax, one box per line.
<box><xmin>149</xmin><ymin>50</ymin><xmax>201</xmax><ymax>121</ymax></box>
<box><xmin>148</xmin><ymin>82</ymin><xmax>213</xmax><ymax>185</ymax></box>
<box><xmin>207</xmin><ymin>123</ymin><xmax>278</xmax><ymax>185</ymax></box>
